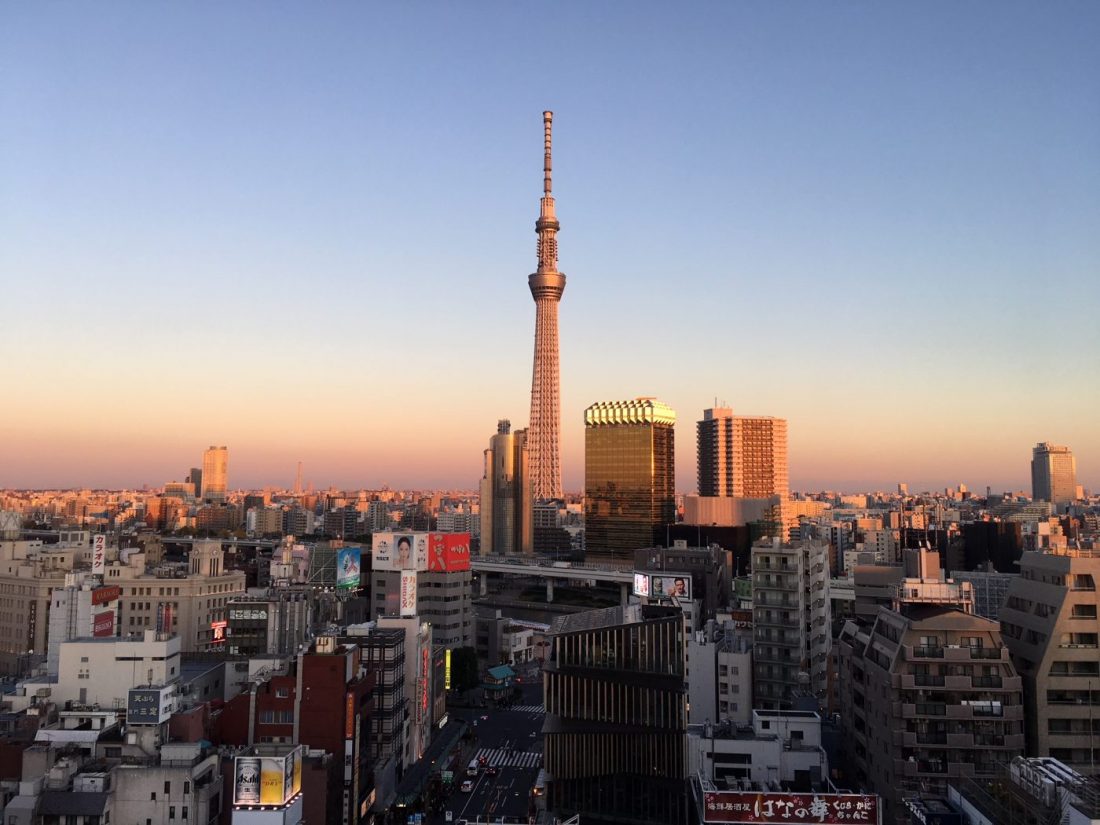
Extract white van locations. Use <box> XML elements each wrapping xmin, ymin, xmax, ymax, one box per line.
<box><xmin>467</xmin><ymin>758</ymin><xmax>480</xmax><ymax>778</ymax></box>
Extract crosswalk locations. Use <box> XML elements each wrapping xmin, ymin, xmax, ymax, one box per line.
<box><xmin>507</xmin><ymin>704</ymin><xmax>545</xmax><ymax>714</ymax></box>
<box><xmin>474</xmin><ymin>747</ymin><xmax>543</xmax><ymax>769</ymax></box>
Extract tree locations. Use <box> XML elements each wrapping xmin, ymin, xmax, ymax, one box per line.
<box><xmin>450</xmin><ymin>646</ymin><xmax>480</xmax><ymax>694</ymax></box>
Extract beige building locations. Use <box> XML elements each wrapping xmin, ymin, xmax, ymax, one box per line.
<box><xmin>696</xmin><ymin>408</ymin><xmax>788</xmax><ymax>499</ymax></box>
<box><xmin>1031</xmin><ymin>442</ymin><xmax>1077</xmax><ymax>510</ymax></box>
<box><xmin>201</xmin><ymin>445</ymin><xmax>229</xmax><ymax>502</ymax></box>
<box><xmin>999</xmin><ymin>547</ymin><xmax>1100</xmax><ymax>773</ymax></box>
<box><xmin>837</xmin><ymin>605</ymin><xmax>1025</xmax><ymax>825</ymax></box>
<box><xmin>0</xmin><ymin>539</ymin><xmax>83</xmax><ymax>673</ymax></box>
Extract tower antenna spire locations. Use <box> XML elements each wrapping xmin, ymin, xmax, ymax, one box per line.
<box><xmin>543</xmin><ymin>110</ymin><xmax>553</xmax><ymax>196</ymax></box>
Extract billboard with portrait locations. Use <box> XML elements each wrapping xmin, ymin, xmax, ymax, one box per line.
<box><xmin>632</xmin><ymin>572</ymin><xmax>650</xmax><ymax>597</ymax></box>
<box><xmin>649</xmin><ymin>573</ymin><xmax>692</xmax><ymax>601</ymax></box>
<box><xmin>427</xmin><ymin>533</ymin><xmax>471</xmax><ymax>572</ymax></box>
<box><xmin>336</xmin><ymin>547</ymin><xmax>361</xmax><ymax>589</ymax></box>
<box><xmin>373</xmin><ymin>532</ymin><xmax>428</xmax><ymax>571</ymax></box>
<box><xmin>400</xmin><ymin>569</ymin><xmax>418</xmax><ymax>616</ymax></box>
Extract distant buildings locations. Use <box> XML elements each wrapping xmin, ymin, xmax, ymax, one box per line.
<box><xmin>1031</xmin><ymin>442</ymin><xmax>1078</xmax><ymax>510</ymax></box>
<box><xmin>200</xmin><ymin>445</ymin><xmax>228</xmax><ymax>503</ymax></box>
<box><xmin>584</xmin><ymin>398</ymin><xmax>676</xmax><ymax>558</ymax></box>
<box><xmin>697</xmin><ymin>407</ymin><xmax>788</xmax><ymax>499</ymax></box>
<box><xmin>479</xmin><ymin>420</ymin><xmax>533</xmax><ymax>555</ymax></box>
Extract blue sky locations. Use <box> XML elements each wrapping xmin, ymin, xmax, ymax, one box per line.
<box><xmin>2</xmin><ymin>2</ymin><xmax>1098</xmax><ymax>492</ymax></box>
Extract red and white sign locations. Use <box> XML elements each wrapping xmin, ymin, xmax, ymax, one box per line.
<box><xmin>92</xmin><ymin>610</ymin><xmax>115</xmax><ymax>637</ymax></box>
<box><xmin>400</xmin><ymin>569</ymin><xmax>417</xmax><ymax>616</ymax></box>
<box><xmin>427</xmin><ymin>533</ymin><xmax>471</xmax><ymax>572</ymax></box>
<box><xmin>345</xmin><ymin>693</ymin><xmax>355</xmax><ymax>739</ymax></box>
<box><xmin>211</xmin><ymin>620</ymin><xmax>227</xmax><ymax>643</ymax></box>
<box><xmin>91</xmin><ymin>585</ymin><xmax>120</xmax><ymax>606</ymax></box>
<box><xmin>92</xmin><ymin>535</ymin><xmax>106</xmax><ymax>575</ymax></box>
<box><xmin>703</xmin><ymin>792</ymin><xmax>879</xmax><ymax>824</ymax></box>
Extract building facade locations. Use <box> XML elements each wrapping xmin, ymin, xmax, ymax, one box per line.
<box><xmin>1031</xmin><ymin>442</ymin><xmax>1078</xmax><ymax>510</ymax></box>
<box><xmin>200</xmin><ymin>446</ymin><xmax>228</xmax><ymax>503</ymax></box>
<box><xmin>696</xmin><ymin>408</ymin><xmax>788</xmax><ymax>499</ymax></box>
<box><xmin>584</xmin><ymin>398</ymin><xmax>676</xmax><ymax>559</ymax></box>
<box><xmin>479</xmin><ymin>420</ymin><xmax>533</xmax><ymax>555</ymax></box>
<box><xmin>543</xmin><ymin>604</ymin><xmax>688</xmax><ymax>824</ymax></box>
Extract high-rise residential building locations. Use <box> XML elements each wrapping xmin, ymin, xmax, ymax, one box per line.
<box><xmin>1031</xmin><ymin>442</ymin><xmax>1078</xmax><ymax>510</ymax></box>
<box><xmin>751</xmin><ymin>538</ymin><xmax>831</xmax><ymax>708</ymax></box>
<box><xmin>999</xmin><ymin>547</ymin><xmax>1100</xmax><ymax>774</ymax></box>
<box><xmin>696</xmin><ymin>407</ymin><xmax>788</xmax><ymax>499</ymax></box>
<box><xmin>200</xmin><ymin>445</ymin><xmax>228</xmax><ymax>502</ymax></box>
<box><xmin>544</xmin><ymin>604</ymin><xmax>689</xmax><ymax>824</ymax></box>
<box><xmin>584</xmin><ymin>398</ymin><xmax>676</xmax><ymax>558</ymax></box>
<box><xmin>836</xmin><ymin>603</ymin><xmax>1024</xmax><ymax>825</ymax></box>
<box><xmin>528</xmin><ymin>111</ymin><xmax>565</xmax><ymax>501</ymax></box>
<box><xmin>479</xmin><ymin>420</ymin><xmax>533</xmax><ymax>555</ymax></box>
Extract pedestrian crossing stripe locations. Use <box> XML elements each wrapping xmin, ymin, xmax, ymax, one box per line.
<box><xmin>473</xmin><ymin>747</ymin><xmax>542</xmax><ymax>768</ymax></box>
<box><xmin>508</xmin><ymin>705</ymin><xmax>545</xmax><ymax>713</ymax></box>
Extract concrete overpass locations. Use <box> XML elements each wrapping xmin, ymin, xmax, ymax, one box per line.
<box><xmin>470</xmin><ymin>556</ymin><xmax>635</xmax><ymax>604</ymax></box>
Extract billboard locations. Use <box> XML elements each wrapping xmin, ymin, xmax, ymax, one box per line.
<box><xmin>427</xmin><ymin>533</ymin><xmax>472</xmax><ymax>572</ymax></box>
<box><xmin>91</xmin><ymin>585</ymin><xmax>119</xmax><ymax>606</ymax></box>
<box><xmin>211</xmin><ymin>620</ymin><xmax>227</xmax><ymax>644</ymax></box>
<box><xmin>92</xmin><ymin>610</ymin><xmax>115</xmax><ymax>638</ymax></box>
<box><xmin>632</xmin><ymin>571</ymin><xmax>692</xmax><ymax>601</ymax></box>
<box><xmin>234</xmin><ymin>748</ymin><xmax>304</xmax><ymax>808</ymax></box>
<box><xmin>445</xmin><ymin>648</ymin><xmax>451</xmax><ymax>691</ymax></box>
<box><xmin>127</xmin><ymin>687</ymin><xmax>172</xmax><ymax>725</ymax></box>
<box><xmin>337</xmin><ymin>547</ymin><xmax>362</xmax><ymax>589</ymax></box>
<box><xmin>400</xmin><ymin>569</ymin><xmax>418</xmax><ymax>616</ymax></box>
<box><xmin>92</xmin><ymin>535</ymin><xmax>106</xmax><ymax>575</ymax></box>
<box><xmin>373</xmin><ymin>532</ymin><xmax>428</xmax><ymax>571</ymax></box>
<box><xmin>702</xmin><ymin>792</ymin><xmax>879</xmax><ymax>824</ymax></box>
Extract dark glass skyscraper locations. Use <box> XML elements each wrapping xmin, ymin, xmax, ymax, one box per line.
<box><xmin>584</xmin><ymin>398</ymin><xmax>676</xmax><ymax>558</ymax></box>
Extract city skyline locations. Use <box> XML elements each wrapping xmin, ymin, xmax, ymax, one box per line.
<box><xmin>3</xmin><ymin>4</ymin><xmax>1098</xmax><ymax>492</ymax></box>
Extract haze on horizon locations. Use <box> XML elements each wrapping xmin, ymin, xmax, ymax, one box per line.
<box><xmin>2</xmin><ymin>3</ymin><xmax>1098</xmax><ymax>495</ymax></box>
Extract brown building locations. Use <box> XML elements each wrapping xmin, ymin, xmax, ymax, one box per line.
<box><xmin>837</xmin><ymin>604</ymin><xmax>1024</xmax><ymax>825</ymax></box>
<box><xmin>999</xmin><ymin>547</ymin><xmax>1100</xmax><ymax>773</ymax></box>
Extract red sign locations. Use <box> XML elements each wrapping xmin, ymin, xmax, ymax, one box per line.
<box><xmin>211</xmin><ymin>620</ymin><xmax>227</xmax><ymax>643</ymax></box>
<box><xmin>92</xmin><ymin>610</ymin><xmax>115</xmax><ymax>637</ymax></box>
<box><xmin>427</xmin><ymin>533</ymin><xmax>471</xmax><ymax>572</ymax></box>
<box><xmin>703</xmin><ymin>792</ymin><xmax>878</xmax><ymax>824</ymax></box>
<box><xmin>91</xmin><ymin>585</ymin><xmax>120</xmax><ymax>606</ymax></box>
<box><xmin>345</xmin><ymin>693</ymin><xmax>355</xmax><ymax>739</ymax></box>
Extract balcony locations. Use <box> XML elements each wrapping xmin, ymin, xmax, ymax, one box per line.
<box><xmin>969</xmin><ymin>648</ymin><xmax>1001</xmax><ymax>660</ymax></box>
<box><xmin>914</xmin><ymin>674</ymin><xmax>946</xmax><ymax>687</ymax></box>
<box><xmin>916</xmin><ymin>732</ymin><xmax>948</xmax><ymax>745</ymax></box>
<box><xmin>913</xmin><ymin>646</ymin><xmax>945</xmax><ymax>659</ymax></box>
<box><xmin>972</xmin><ymin>676</ymin><xmax>1003</xmax><ymax>689</ymax></box>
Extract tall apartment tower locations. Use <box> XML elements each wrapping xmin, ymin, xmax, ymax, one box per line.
<box><xmin>201</xmin><ymin>445</ymin><xmax>228</xmax><ymax>502</ymax></box>
<box><xmin>528</xmin><ymin>111</ymin><xmax>565</xmax><ymax>501</ymax></box>
<box><xmin>584</xmin><ymin>398</ymin><xmax>676</xmax><ymax>559</ymax></box>
<box><xmin>999</xmin><ymin>547</ymin><xmax>1100</xmax><ymax>774</ymax></box>
<box><xmin>697</xmin><ymin>407</ymin><xmax>788</xmax><ymax>498</ymax></box>
<box><xmin>1031</xmin><ymin>442</ymin><xmax>1078</xmax><ymax>510</ymax></box>
<box><xmin>479</xmin><ymin>420</ymin><xmax>533</xmax><ymax>555</ymax></box>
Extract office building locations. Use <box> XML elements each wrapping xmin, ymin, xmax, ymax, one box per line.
<box><xmin>999</xmin><ymin>548</ymin><xmax>1100</xmax><ymax>773</ymax></box>
<box><xmin>687</xmin><ymin>619</ymin><xmax>752</xmax><ymax>725</ymax></box>
<box><xmin>751</xmin><ymin>538</ymin><xmax>832</xmax><ymax>708</ymax></box>
<box><xmin>200</xmin><ymin>445</ymin><xmax>228</xmax><ymax>502</ymax></box>
<box><xmin>479</xmin><ymin>419</ymin><xmax>533</xmax><ymax>555</ymax></box>
<box><xmin>1031</xmin><ymin>442</ymin><xmax>1078</xmax><ymax>510</ymax></box>
<box><xmin>697</xmin><ymin>408</ymin><xmax>788</xmax><ymax>499</ymax></box>
<box><xmin>543</xmin><ymin>604</ymin><xmax>689</xmax><ymax>824</ymax></box>
<box><xmin>345</xmin><ymin>623</ymin><xmax>408</xmax><ymax>767</ymax></box>
<box><xmin>584</xmin><ymin>398</ymin><xmax>676</xmax><ymax>558</ymax></box>
<box><xmin>528</xmin><ymin>111</ymin><xmax>566</xmax><ymax>501</ymax></box>
<box><xmin>224</xmin><ymin>591</ymin><xmax>312</xmax><ymax>657</ymax></box>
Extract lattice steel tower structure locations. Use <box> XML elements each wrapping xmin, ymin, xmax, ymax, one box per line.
<box><xmin>528</xmin><ymin>111</ymin><xmax>565</xmax><ymax>500</ymax></box>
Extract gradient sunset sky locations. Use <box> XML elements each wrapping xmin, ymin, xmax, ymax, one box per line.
<box><xmin>2</xmin><ymin>3</ymin><xmax>1098</xmax><ymax>494</ymax></box>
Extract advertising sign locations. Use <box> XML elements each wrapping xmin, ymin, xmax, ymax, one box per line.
<box><xmin>92</xmin><ymin>610</ymin><xmax>115</xmax><ymax>638</ymax></box>
<box><xmin>92</xmin><ymin>535</ymin><xmax>106</xmax><ymax>575</ymax></box>
<box><xmin>211</xmin><ymin>620</ymin><xmax>227</xmax><ymax>644</ymax></box>
<box><xmin>427</xmin><ymin>533</ymin><xmax>471</xmax><ymax>572</ymax></box>
<box><xmin>373</xmin><ymin>532</ymin><xmax>428</xmax><ymax>571</ymax></box>
<box><xmin>702</xmin><ymin>792</ymin><xmax>879</xmax><ymax>824</ymax></box>
<box><xmin>91</xmin><ymin>585</ymin><xmax>119</xmax><ymax>606</ymax></box>
<box><xmin>632</xmin><ymin>572</ymin><xmax>650</xmax><ymax>597</ymax></box>
<box><xmin>400</xmin><ymin>569</ymin><xmax>418</xmax><ymax>616</ymax></box>
<box><xmin>233</xmin><ymin>757</ymin><xmax>262</xmax><ymax>805</ymax></box>
<box><xmin>336</xmin><ymin>547</ymin><xmax>362</xmax><ymax>589</ymax></box>
<box><xmin>260</xmin><ymin>757</ymin><xmax>286</xmax><ymax>805</ymax></box>
<box><xmin>445</xmin><ymin>648</ymin><xmax>451</xmax><ymax>691</ymax></box>
<box><xmin>127</xmin><ymin>687</ymin><xmax>171</xmax><ymax>725</ymax></box>
<box><xmin>649</xmin><ymin>573</ymin><xmax>692</xmax><ymax>601</ymax></box>
<box><xmin>345</xmin><ymin>693</ymin><xmax>355</xmax><ymax>739</ymax></box>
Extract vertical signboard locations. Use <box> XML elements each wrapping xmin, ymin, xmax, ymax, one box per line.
<box><xmin>336</xmin><ymin>547</ymin><xmax>361</xmax><ymax>589</ymax></box>
<box><xmin>445</xmin><ymin>648</ymin><xmax>452</xmax><ymax>691</ymax></box>
<box><xmin>92</xmin><ymin>535</ymin><xmax>106</xmax><ymax>575</ymax></box>
<box><xmin>400</xmin><ymin>569</ymin><xmax>417</xmax><ymax>616</ymax></box>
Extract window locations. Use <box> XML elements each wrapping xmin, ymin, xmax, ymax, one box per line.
<box><xmin>183</xmin><ymin>782</ymin><xmax>190</xmax><ymax>795</ymax></box>
<box><xmin>165</xmin><ymin>781</ymin><xmax>171</xmax><ymax>794</ymax></box>
<box><xmin>150</xmin><ymin>792</ymin><xmax>156</xmax><ymax>801</ymax></box>
<box><xmin>1072</xmin><ymin>604</ymin><xmax>1098</xmax><ymax>619</ymax></box>
<box><xmin>276</xmin><ymin>687</ymin><xmax>289</xmax><ymax>698</ymax></box>
<box><xmin>182</xmin><ymin>808</ymin><xmax>188</xmax><ymax>820</ymax></box>
<box><xmin>169</xmin><ymin>807</ymin><xmax>175</xmax><ymax>820</ymax></box>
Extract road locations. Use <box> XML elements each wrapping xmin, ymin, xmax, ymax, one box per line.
<box><xmin>431</xmin><ymin>664</ymin><xmax>544</xmax><ymax>825</ymax></box>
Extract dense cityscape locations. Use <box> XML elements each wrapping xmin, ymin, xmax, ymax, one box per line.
<box><xmin>4</xmin><ymin>5</ymin><xmax>1098</xmax><ymax>825</ymax></box>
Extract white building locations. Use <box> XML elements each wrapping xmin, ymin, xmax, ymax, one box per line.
<box><xmin>687</xmin><ymin>710</ymin><xmax>829</xmax><ymax>788</ymax></box>
<box><xmin>377</xmin><ymin>616</ymin><xmax>434</xmax><ymax>768</ymax></box>
<box><xmin>688</xmin><ymin>621</ymin><xmax>753</xmax><ymax>726</ymax></box>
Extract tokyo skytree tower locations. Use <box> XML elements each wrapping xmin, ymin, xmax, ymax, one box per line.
<box><xmin>527</xmin><ymin>111</ymin><xmax>565</xmax><ymax>501</ymax></box>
